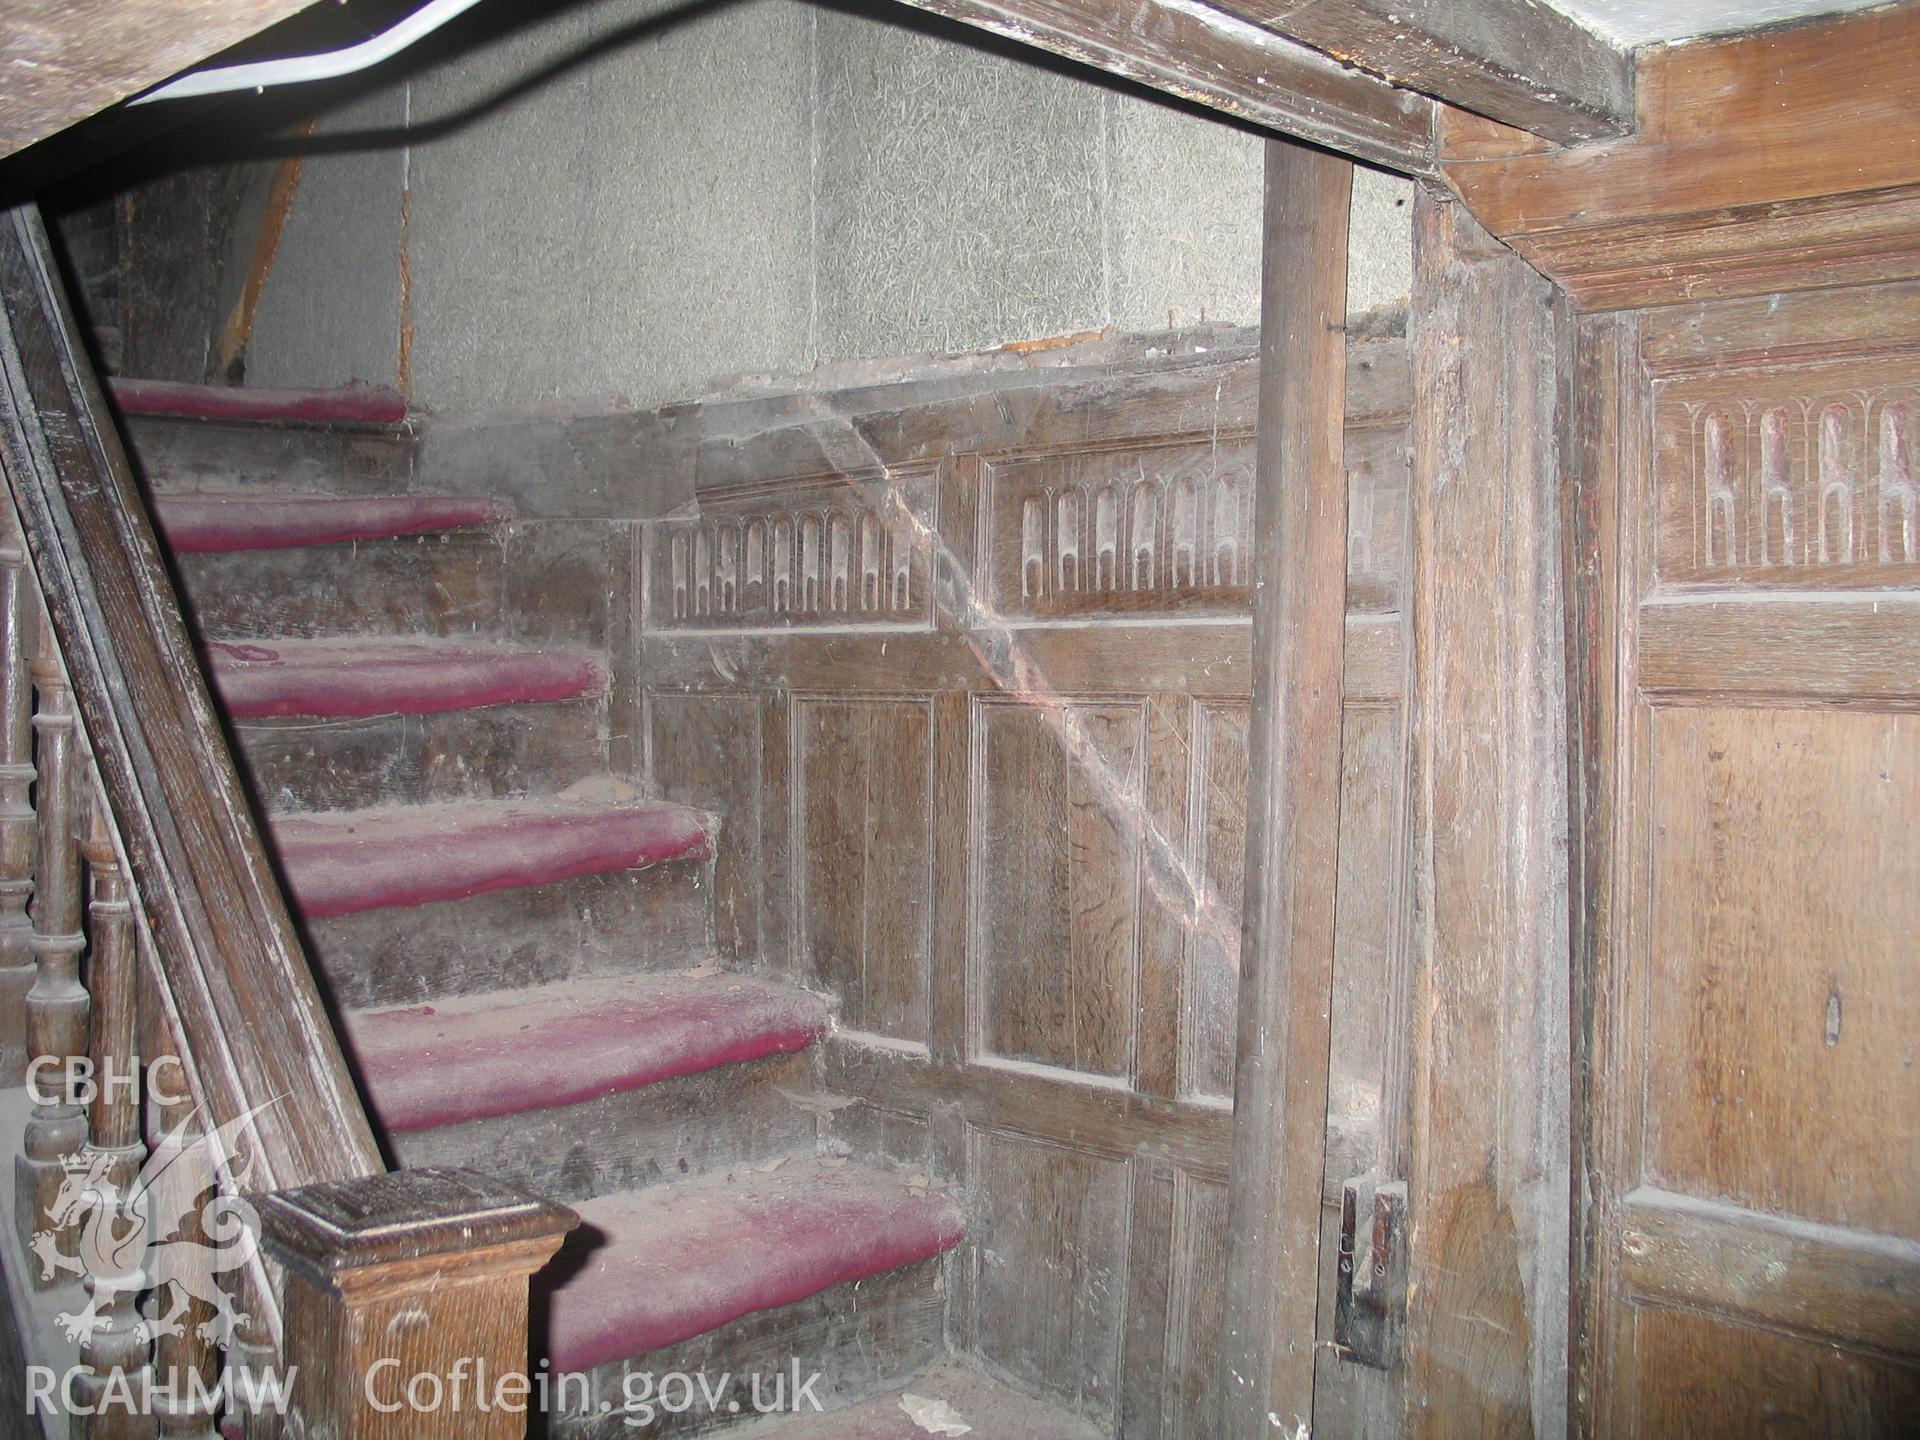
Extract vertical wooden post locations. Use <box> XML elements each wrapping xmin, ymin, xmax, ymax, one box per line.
<box><xmin>258</xmin><ymin>1168</ymin><xmax>575</xmax><ymax>1440</ymax></box>
<box><xmin>1217</xmin><ymin>137</ymin><xmax>1353</xmax><ymax>1437</ymax></box>
<box><xmin>16</xmin><ymin>615</ymin><xmax>89</xmax><ymax>1275</ymax></box>
<box><xmin>0</xmin><ymin>503</ymin><xmax>34</xmax><ymax>1086</ymax></box>
<box><xmin>75</xmin><ymin>782</ymin><xmax>155</xmax><ymax>1440</ymax></box>
<box><xmin>1401</xmin><ymin>190</ymin><xmax>1570</xmax><ymax>1440</ymax></box>
<box><xmin>135</xmin><ymin>970</ymin><xmax>219</xmax><ymax>1440</ymax></box>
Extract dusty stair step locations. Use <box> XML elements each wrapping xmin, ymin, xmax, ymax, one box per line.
<box><xmin>341</xmin><ymin>971</ymin><xmax>830</xmax><ymax>1134</ymax></box>
<box><xmin>540</xmin><ymin>1159</ymin><xmax>964</xmax><ymax>1378</ymax></box>
<box><xmin>110</xmin><ymin>377</ymin><xmax>409</xmax><ymax>426</ymax></box>
<box><xmin>234</xmin><ymin>696</ymin><xmax>611</xmax><ymax>814</ymax></box>
<box><xmin>726</xmin><ymin>1362</ymin><xmax>1104</xmax><ymax>1439</ymax></box>
<box><xmin>274</xmin><ymin>793</ymin><xmax>714</xmax><ymax>920</ymax></box>
<box><xmin>206</xmin><ymin>636</ymin><xmax>606</xmax><ymax>720</ymax></box>
<box><xmin>154</xmin><ymin>490</ymin><xmax>510</xmax><ymax>553</ymax></box>
<box><xmin>170</xmin><ymin>525</ymin><xmax>509</xmax><ymax>640</ymax></box>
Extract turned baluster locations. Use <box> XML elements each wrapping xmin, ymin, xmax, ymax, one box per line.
<box><xmin>140</xmin><ymin>1049</ymin><xmax>221</xmax><ymax>1440</ymax></box>
<box><xmin>16</xmin><ymin>618</ymin><xmax>90</xmax><ymax>1279</ymax></box>
<box><xmin>0</xmin><ymin>511</ymin><xmax>34</xmax><ymax>1085</ymax></box>
<box><xmin>73</xmin><ymin>782</ymin><xmax>155</xmax><ymax>1439</ymax></box>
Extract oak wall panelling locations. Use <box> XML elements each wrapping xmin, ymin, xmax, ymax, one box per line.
<box><xmin>641</xmin><ymin>333</ymin><xmax>1414</xmax><ymax>1436</ymax></box>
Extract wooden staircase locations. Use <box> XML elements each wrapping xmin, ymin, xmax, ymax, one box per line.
<box><xmin>125</xmin><ymin>384</ymin><xmax>1094</xmax><ymax>1437</ymax></box>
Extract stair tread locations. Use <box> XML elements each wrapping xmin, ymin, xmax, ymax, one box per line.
<box><xmin>343</xmin><ymin>971</ymin><xmax>830</xmax><ymax>1133</ymax></box>
<box><xmin>111</xmin><ymin>377</ymin><xmax>408</xmax><ymax>426</ymax></box>
<box><xmin>545</xmin><ymin>1159</ymin><xmax>961</xmax><ymax>1374</ymax></box>
<box><xmin>155</xmin><ymin>490</ymin><xmax>510</xmax><ymax>553</ymax></box>
<box><xmin>207</xmin><ymin>636</ymin><xmax>606</xmax><ymax>719</ymax></box>
<box><xmin>730</xmin><ymin>1363</ymin><xmax>1103</xmax><ymax>1439</ymax></box>
<box><xmin>275</xmin><ymin>794</ymin><xmax>713</xmax><ymax>919</ymax></box>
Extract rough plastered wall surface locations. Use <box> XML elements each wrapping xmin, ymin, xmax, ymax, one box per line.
<box><xmin>243</xmin><ymin>0</ymin><xmax>1413</xmax><ymax>413</ymax></box>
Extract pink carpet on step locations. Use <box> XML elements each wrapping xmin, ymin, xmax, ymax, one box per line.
<box><xmin>208</xmin><ymin>639</ymin><xmax>606</xmax><ymax>719</ymax></box>
<box><xmin>155</xmin><ymin>492</ymin><xmax>510</xmax><ymax>553</ymax></box>
<box><xmin>544</xmin><ymin>1161</ymin><xmax>963</xmax><ymax>1374</ymax></box>
<box><xmin>275</xmin><ymin>799</ymin><xmax>714</xmax><ymax>918</ymax></box>
<box><xmin>345</xmin><ymin>974</ymin><xmax>829</xmax><ymax>1132</ymax></box>
<box><xmin>109</xmin><ymin>377</ymin><xmax>407</xmax><ymax>425</ymax></box>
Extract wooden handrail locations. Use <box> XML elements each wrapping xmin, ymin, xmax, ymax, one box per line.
<box><xmin>0</xmin><ymin>202</ymin><xmax>381</xmax><ymax>1193</ymax></box>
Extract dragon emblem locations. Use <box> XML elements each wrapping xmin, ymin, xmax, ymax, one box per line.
<box><xmin>32</xmin><ymin>1099</ymin><xmax>277</xmax><ymax>1348</ymax></box>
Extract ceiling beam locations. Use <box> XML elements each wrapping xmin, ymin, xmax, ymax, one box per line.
<box><xmin>1439</xmin><ymin>2</ymin><xmax>1920</xmax><ymax>309</ymax></box>
<box><xmin>1221</xmin><ymin>0</ymin><xmax>1634</xmax><ymax>145</ymax></box>
<box><xmin>886</xmin><ymin>0</ymin><xmax>1439</xmax><ymax>177</ymax></box>
<box><xmin>0</xmin><ymin>0</ymin><xmax>324</xmax><ymax>161</ymax></box>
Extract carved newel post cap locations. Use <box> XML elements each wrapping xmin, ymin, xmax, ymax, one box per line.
<box><xmin>259</xmin><ymin>1167</ymin><xmax>578</xmax><ymax>1296</ymax></box>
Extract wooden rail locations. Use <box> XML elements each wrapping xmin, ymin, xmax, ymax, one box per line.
<box><xmin>0</xmin><ymin>204</ymin><xmax>381</xmax><ymax>1192</ymax></box>
<box><xmin>0</xmin><ymin>202</ymin><xmax>575</xmax><ymax>1437</ymax></box>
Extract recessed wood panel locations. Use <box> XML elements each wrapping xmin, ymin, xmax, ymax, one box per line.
<box><xmin>1654</xmin><ymin>360</ymin><xmax>1920</xmax><ymax>588</ymax></box>
<box><xmin>648</xmin><ymin>692</ymin><xmax>761</xmax><ymax>961</ymax></box>
<box><xmin>971</xmin><ymin>698</ymin><xmax>1143</xmax><ymax>1079</ymax></box>
<box><xmin>1182</xmin><ymin>698</ymin><xmax>1248</xmax><ymax>1103</ymax></box>
<box><xmin>1631</xmin><ymin>1306</ymin><xmax>1920</xmax><ymax>1439</ymax></box>
<box><xmin>1646</xmin><ymin>705</ymin><xmax>1920</xmax><ymax>1237</ymax></box>
<box><xmin>1164</xmin><ymin>1169</ymin><xmax>1230</xmax><ymax>1437</ymax></box>
<box><xmin>1327</xmin><ymin>702</ymin><xmax>1404</xmax><ymax>1183</ymax></box>
<box><xmin>795</xmin><ymin>696</ymin><xmax>934</xmax><ymax>1042</ymax></box>
<box><xmin>1345</xmin><ymin>422</ymin><xmax>1410</xmax><ymax>614</ymax></box>
<box><xmin>967</xmin><ymin>1125</ymin><xmax>1130</xmax><ymax>1425</ymax></box>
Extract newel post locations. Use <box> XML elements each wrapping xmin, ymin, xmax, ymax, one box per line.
<box><xmin>256</xmin><ymin>1168</ymin><xmax>576</xmax><ymax>1439</ymax></box>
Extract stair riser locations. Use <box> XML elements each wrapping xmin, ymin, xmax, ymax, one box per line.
<box><xmin>303</xmin><ymin>859</ymin><xmax>715</xmax><ymax>1008</ymax></box>
<box><xmin>384</xmin><ymin>1051</ymin><xmax>821</xmax><ymax>1204</ymax></box>
<box><xmin>175</xmin><ymin>534</ymin><xmax>508</xmax><ymax>639</ymax></box>
<box><xmin>546</xmin><ymin>1258</ymin><xmax>948</xmax><ymax>1439</ymax></box>
<box><xmin>822</xmin><ymin>1098</ymin><xmax>942</xmax><ymax>1176</ymax></box>
<box><xmin>501</xmin><ymin>520</ymin><xmax>632</xmax><ymax>652</ymax></box>
<box><xmin>235</xmin><ymin>698</ymin><xmax>608</xmax><ymax>811</ymax></box>
<box><xmin>128</xmin><ymin>415</ymin><xmax>413</xmax><ymax>493</ymax></box>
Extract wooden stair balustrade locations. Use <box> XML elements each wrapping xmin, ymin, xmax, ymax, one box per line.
<box><xmin>14</xmin><ymin>614</ymin><xmax>86</xmax><ymax>1281</ymax></box>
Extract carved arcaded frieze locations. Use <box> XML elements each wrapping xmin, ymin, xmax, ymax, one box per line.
<box><xmin>646</xmin><ymin>464</ymin><xmax>939</xmax><ymax>631</ymax></box>
<box><xmin>1661</xmin><ymin>373</ymin><xmax>1920</xmax><ymax>586</ymax></box>
<box><xmin>979</xmin><ymin>434</ymin><xmax>1257</xmax><ymax>621</ymax></box>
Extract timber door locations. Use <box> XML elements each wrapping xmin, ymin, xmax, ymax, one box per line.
<box><xmin>1573</xmin><ymin>282</ymin><xmax>1920</xmax><ymax>1435</ymax></box>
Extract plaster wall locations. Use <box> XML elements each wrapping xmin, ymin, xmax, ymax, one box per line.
<box><xmin>244</xmin><ymin>0</ymin><xmax>1412</xmax><ymax>414</ymax></box>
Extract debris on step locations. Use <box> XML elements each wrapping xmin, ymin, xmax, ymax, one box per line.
<box><xmin>721</xmin><ymin>1362</ymin><xmax>1103</xmax><ymax>1439</ymax></box>
<box><xmin>557</xmin><ymin>772</ymin><xmax>644</xmax><ymax>805</ymax></box>
<box><xmin>776</xmin><ymin>1088</ymin><xmax>859</xmax><ymax>1114</ymax></box>
<box><xmin>902</xmin><ymin>1392</ymin><xmax>972</xmax><ymax>1436</ymax></box>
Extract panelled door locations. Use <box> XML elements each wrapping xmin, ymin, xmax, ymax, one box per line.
<box><xmin>1576</xmin><ymin>282</ymin><xmax>1920</xmax><ymax>1435</ymax></box>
